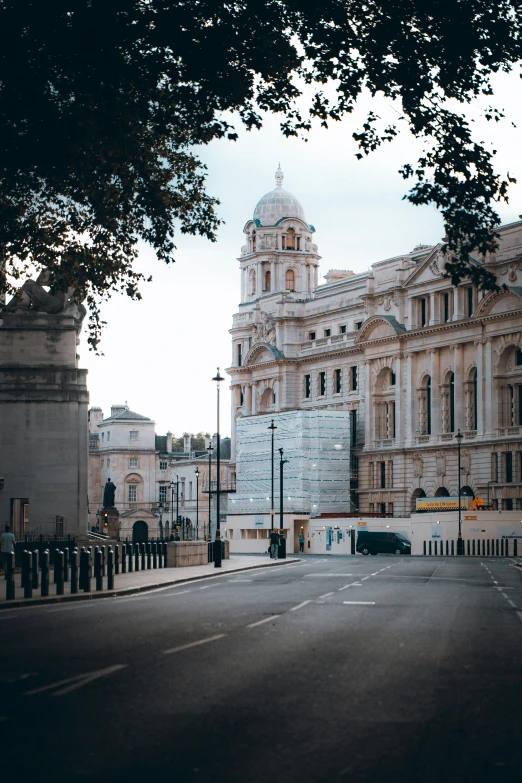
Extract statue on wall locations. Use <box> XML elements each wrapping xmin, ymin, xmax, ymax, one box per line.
<box><xmin>251</xmin><ymin>310</ymin><xmax>276</xmax><ymax>345</ymax></box>
<box><xmin>5</xmin><ymin>268</ymin><xmax>87</xmax><ymax>327</ymax></box>
<box><xmin>103</xmin><ymin>478</ymin><xmax>117</xmax><ymax>508</ymax></box>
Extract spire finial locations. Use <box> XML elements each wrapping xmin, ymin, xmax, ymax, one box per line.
<box><xmin>275</xmin><ymin>163</ymin><xmax>283</xmax><ymax>188</ymax></box>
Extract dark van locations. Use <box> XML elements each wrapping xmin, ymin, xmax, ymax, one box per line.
<box><xmin>356</xmin><ymin>531</ymin><xmax>411</xmax><ymax>556</ymax></box>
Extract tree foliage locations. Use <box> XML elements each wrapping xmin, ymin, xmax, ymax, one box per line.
<box><xmin>1</xmin><ymin>1</ymin><xmax>521</xmax><ymax>346</ymax></box>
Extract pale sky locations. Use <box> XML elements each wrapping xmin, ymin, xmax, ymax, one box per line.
<box><xmin>80</xmin><ymin>73</ymin><xmax>522</xmax><ymax>439</ymax></box>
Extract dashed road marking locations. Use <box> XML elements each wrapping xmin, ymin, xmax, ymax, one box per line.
<box><xmin>318</xmin><ymin>592</ymin><xmax>334</xmax><ymax>599</ymax></box>
<box><xmin>343</xmin><ymin>601</ymin><xmax>376</xmax><ymax>606</ymax></box>
<box><xmin>247</xmin><ymin>616</ymin><xmax>281</xmax><ymax>629</ymax></box>
<box><xmin>516</xmin><ymin>611</ymin><xmax>522</xmax><ymax>624</ymax></box>
<box><xmin>163</xmin><ymin>634</ymin><xmax>227</xmax><ymax>655</ymax></box>
<box><xmin>290</xmin><ymin>600</ymin><xmax>311</xmax><ymax>611</ymax></box>
<box><xmin>25</xmin><ymin>664</ymin><xmax>128</xmax><ymax>697</ymax></box>
<box><xmin>507</xmin><ymin>599</ymin><xmax>516</xmax><ymax>608</ymax></box>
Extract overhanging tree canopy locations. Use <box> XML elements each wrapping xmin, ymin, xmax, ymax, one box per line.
<box><xmin>1</xmin><ymin>0</ymin><xmax>521</xmax><ymax>347</ymax></box>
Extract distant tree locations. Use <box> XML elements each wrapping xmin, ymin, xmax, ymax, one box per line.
<box><xmin>170</xmin><ymin>437</ymin><xmax>184</xmax><ymax>453</ymax></box>
<box><xmin>191</xmin><ymin>433</ymin><xmax>207</xmax><ymax>452</ymax></box>
<box><xmin>1</xmin><ymin>1</ymin><xmax>521</xmax><ymax>346</ymax></box>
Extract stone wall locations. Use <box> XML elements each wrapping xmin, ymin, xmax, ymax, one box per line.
<box><xmin>167</xmin><ymin>540</ymin><xmax>230</xmax><ymax>567</ymax></box>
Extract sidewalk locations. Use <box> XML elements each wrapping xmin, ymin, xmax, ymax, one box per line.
<box><xmin>0</xmin><ymin>555</ymin><xmax>300</xmax><ymax>610</ymax></box>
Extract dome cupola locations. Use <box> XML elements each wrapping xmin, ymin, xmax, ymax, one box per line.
<box><xmin>253</xmin><ymin>164</ymin><xmax>307</xmax><ymax>226</ymax></box>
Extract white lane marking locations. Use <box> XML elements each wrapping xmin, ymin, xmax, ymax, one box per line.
<box><xmin>304</xmin><ymin>574</ymin><xmax>357</xmax><ymax>578</ymax></box>
<box><xmin>371</xmin><ymin>572</ymin><xmax>379</xmax><ymax>576</ymax></box>
<box><xmin>493</xmin><ymin>580</ymin><xmax>498</xmax><ymax>584</ymax></box>
<box><xmin>343</xmin><ymin>601</ymin><xmax>376</xmax><ymax>606</ymax></box>
<box><xmin>199</xmin><ymin>586</ymin><xmax>212</xmax><ymax>590</ymax></box>
<box><xmin>318</xmin><ymin>592</ymin><xmax>334</xmax><ymax>599</ymax></box>
<box><xmin>507</xmin><ymin>599</ymin><xmax>516</xmax><ymax>608</ymax></box>
<box><xmin>25</xmin><ymin>664</ymin><xmax>128</xmax><ymax>697</ymax></box>
<box><xmin>155</xmin><ymin>590</ymin><xmax>191</xmax><ymax>599</ymax></box>
<box><xmin>361</xmin><ymin>576</ymin><xmax>370</xmax><ymax>581</ymax></box>
<box><xmin>516</xmin><ymin>611</ymin><xmax>522</xmax><ymax>624</ymax></box>
<box><xmin>338</xmin><ymin>584</ymin><xmax>354</xmax><ymax>591</ymax></box>
<box><xmin>501</xmin><ymin>593</ymin><xmax>508</xmax><ymax>599</ymax></box>
<box><xmin>163</xmin><ymin>634</ymin><xmax>227</xmax><ymax>655</ymax></box>
<box><xmin>228</xmin><ymin>579</ymin><xmax>252</xmax><ymax>583</ymax></box>
<box><xmin>352</xmin><ymin>583</ymin><xmax>363</xmax><ymax>586</ymax></box>
<box><xmin>247</xmin><ymin>615</ymin><xmax>281</xmax><ymax>628</ymax></box>
<box><xmin>290</xmin><ymin>600</ymin><xmax>311</xmax><ymax>612</ymax></box>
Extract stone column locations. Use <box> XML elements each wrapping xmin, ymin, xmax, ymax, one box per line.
<box><xmin>251</xmin><ymin>382</ymin><xmax>257</xmax><ymax>415</ymax></box>
<box><xmin>364</xmin><ymin>362</ymin><xmax>372</xmax><ymax>448</ymax></box>
<box><xmin>484</xmin><ymin>339</ymin><xmax>493</xmax><ymax>435</ymax></box>
<box><xmin>429</xmin><ymin>293</ymin><xmax>438</xmax><ymax>326</ymax></box>
<box><xmin>430</xmin><ymin>348</ymin><xmax>441</xmax><ymax>438</ymax></box>
<box><xmin>245</xmin><ymin>384</ymin><xmax>252</xmax><ymax>416</ymax></box>
<box><xmin>394</xmin><ymin>356</ymin><xmax>402</xmax><ymax>445</ymax></box>
<box><xmin>453</xmin><ymin>344</ymin><xmax>465</xmax><ymax>430</ymax></box>
<box><xmin>475</xmin><ymin>340</ymin><xmax>484</xmax><ymax>436</ymax></box>
<box><xmin>405</xmin><ymin>352</ymin><xmax>414</xmax><ymax>446</ymax></box>
<box><xmin>453</xmin><ymin>288</ymin><xmax>465</xmax><ymax>320</ymax></box>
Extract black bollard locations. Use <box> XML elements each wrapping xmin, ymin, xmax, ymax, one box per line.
<box><xmin>41</xmin><ymin>550</ymin><xmax>50</xmax><ymax>597</ymax></box>
<box><xmin>487</xmin><ymin>539</ymin><xmax>490</xmax><ymax>557</ymax></box>
<box><xmin>22</xmin><ymin>552</ymin><xmax>33</xmax><ymax>598</ymax></box>
<box><xmin>451</xmin><ymin>540</ymin><xmax>454</xmax><ymax>556</ymax></box>
<box><xmin>95</xmin><ymin>548</ymin><xmax>103</xmax><ymax>591</ymax></box>
<box><xmin>121</xmin><ymin>543</ymin><xmax>127</xmax><ymax>574</ymax></box>
<box><xmin>6</xmin><ymin>553</ymin><xmax>15</xmax><ymax>600</ymax></box>
<box><xmin>55</xmin><ymin>551</ymin><xmax>64</xmax><ymax>595</ymax></box>
<box><xmin>102</xmin><ymin>546</ymin><xmax>106</xmax><ymax>576</ymax></box>
<box><xmin>31</xmin><ymin>550</ymin><xmax>39</xmax><ymax>590</ymax></box>
<box><xmin>107</xmin><ymin>547</ymin><xmax>114</xmax><ymax>590</ymax></box>
<box><xmin>428</xmin><ymin>541</ymin><xmax>432</xmax><ymax>556</ymax></box>
<box><xmin>146</xmin><ymin>542</ymin><xmax>152</xmax><ymax>570</ymax></box>
<box><xmin>128</xmin><ymin>543</ymin><xmax>133</xmax><ymax>572</ymax></box>
<box><xmin>114</xmin><ymin>545</ymin><xmax>120</xmax><ymax>575</ymax></box>
<box><xmin>152</xmin><ymin>542</ymin><xmax>158</xmax><ymax>569</ymax></box>
<box><xmin>158</xmin><ymin>542</ymin><xmax>163</xmax><ymax>569</ymax></box>
<box><xmin>81</xmin><ymin>549</ymin><xmax>91</xmax><ymax>593</ymax></box>
<box><xmin>134</xmin><ymin>545</ymin><xmax>140</xmax><ymax>572</ymax></box>
<box><xmin>21</xmin><ymin>549</ymin><xmax>29</xmax><ymax>589</ymax></box>
<box><xmin>70</xmin><ymin>549</ymin><xmax>78</xmax><ymax>594</ymax></box>
<box><xmin>514</xmin><ymin>539</ymin><xmax>518</xmax><ymax>557</ymax></box>
<box><xmin>63</xmin><ymin>547</ymin><xmax>69</xmax><ymax>582</ymax></box>
<box><xmin>140</xmin><ymin>543</ymin><xmax>146</xmax><ymax>571</ymax></box>
<box><xmin>163</xmin><ymin>542</ymin><xmax>168</xmax><ymax>568</ymax></box>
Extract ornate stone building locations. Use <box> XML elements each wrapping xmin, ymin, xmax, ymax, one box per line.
<box><xmin>227</xmin><ymin>165</ymin><xmax>522</xmax><ymax>525</ymax></box>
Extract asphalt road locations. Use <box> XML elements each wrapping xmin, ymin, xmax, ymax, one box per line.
<box><xmin>2</xmin><ymin>555</ymin><xmax>522</xmax><ymax>783</ymax></box>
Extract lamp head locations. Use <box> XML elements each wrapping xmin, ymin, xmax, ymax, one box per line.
<box><xmin>194</xmin><ymin>467</ymin><xmax>200</xmax><ymax>476</ymax></box>
<box><xmin>268</xmin><ymin>419</ymin><xmax>277</xmax><ymax>431</ymax></box>
<box><xmin>456</xmin><ymin>429</ymin><xmax>463</xmax><ymax>443</ymax></box>
<box><xmin>212</xmin><ymin>367</ymin><xmax>225</xmax><ymax>384</ymax></box>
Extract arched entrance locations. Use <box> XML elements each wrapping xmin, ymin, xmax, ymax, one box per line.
<box><xmin>411</xmin><ymin>488</ymin><xmax>426</xmax><ymax>512</ymax></box>
<box><xmin>132</xmin><ymin>520</ymin><xmax>148</xmax><ymax>543</ymax></box>
<box><xmin>435</xmin><ymin>487</ymin><xmax>450</xmax><ymax>497</ymax></box>
<box><xmin>460</xmin><ymin>485</ymin><xmax>474</xmax><ymax>498</ymax></box>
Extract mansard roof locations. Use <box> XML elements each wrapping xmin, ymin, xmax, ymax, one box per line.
<box><xmin>102</xmin><ymin>409</ymin><xmax>152</xmax><ymax>423</ymax></box>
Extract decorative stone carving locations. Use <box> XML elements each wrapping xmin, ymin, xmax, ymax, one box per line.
<box><xmin>413</xmin><ymin>453</ymin><xmax>423</xmax><ymax>477</ymax></box>
<box><xmin>251</xmin><ymin>311</ymin><xmax>276</xmax><ymax>345</ymax></box>
<box><xmin>429</xmin><ymin>250</ymin><xmax>445</xmax><ymax>277</ymax></box>
<box><xmin>435</xmin><ymin>451</ymin><xmax>445</xmax><ymax>476</ymax></box>
<box><xmin>461</xmin><ymin>450</ymin><xmax>471</xmax><ymax>474</ymax></box>
<box><xmin>5</xmin><ymin>268</ymin><xmax>87</xmax><ymax>329</ymax></box>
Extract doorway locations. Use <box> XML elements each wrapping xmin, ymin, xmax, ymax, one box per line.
<box><xmin>132</xmin><ymin>520</ymin><xmax>149</xmax><ymax>543</ymax></box>
<box><xmin>293</xmin><ymin>519</ymin><xmax>309</xmax><ymax>554</ymax></box>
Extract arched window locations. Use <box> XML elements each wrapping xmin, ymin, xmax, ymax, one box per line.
<box><xmin>285</xmin><ymin>268</ymin><xmax>295</xmax><ymax>291</ymax></box>
<box><xmin>470</xmin><ymin>368</ymin><xmax>478</xmax><ymax>430</ymax></box>
<box><xmin>264</xmin><ymin>270</ymin><xmax>271</xmax><ymax>292</ymax></box>
<box><xmin>426</xmin><ymin>377</ymin><xmax>432</xmax><ymax>435</ymax></box>
<box><xmin>434</xmin><ymin>487</ymin><xmax>449</xmax><ymax>497</ymax></box>
<box><xmin>286</xmin><ymin>228</ymin><xmax>295</xmax><ymax>250</ymax></box>
<box><xmin>449</xmin><ymin>372</ymin><xmax>455</xmax><ymax>432</ymax></box>
<box><xmin>252</xmin><ymin>231</ymin><xmax>256</xmax><ymax>252</ymax></box>
<box><xmin>249</xmin><ymin>269</ymin><xmax>256</xmax><ymax>295</ymax></box>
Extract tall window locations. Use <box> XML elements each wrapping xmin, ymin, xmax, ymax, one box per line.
<box><xmin>304</xmin><ymin>374</ymin><xmax>311</xmax><ymax>399</ymax></box>
<box><xmin>319</xmin><ymin>371</ymin><xmax>326</xmax><ymax>396</ymax></box>
<box><xmin>130</xmin><ymin>431</ymin><xmax>138</xmax><ymax>441</ymax></box>
<box><xmin>130</xmin><ymin>458</ymin><xmax>138</xmax><ymax>468</ymax></box>
<box><xmin>339</xmin><ymin>325</ymin><xmax>347</xmax><ymax>334</ymax></box>
<box><xmin>128</xmin><ymin>485</ymin><xmax>137</xmax><ymax>503</ymax></box>
<box><xmin>334</xmin><ymin>369</ymin><xmax>342</xmax><ymax>394</ymax></box>
<box><xmin>443</xmin><ymin>292</ymin><xmax>450</xmax><ymax>323</ymax></box>
<box><xmin>285</xmin><ymin>268</ymin><xmax>295</xmax><ymax>291</ymax></box>
<box><xmin>237</xmin><ymin>343</ymin><xmax>242</xmax><ymax>366</ymax></box>
<box><xmin>350</xmin><ymin>366</ymin><xmax>358</xmax><ymax>391</ymax></box>
<box><xmin>449</xmin><ymin>372</ymin><xmax>455</xmax><ymax>432</ymax></box>
<box><xmin>467</xmin><ymin>286</ymin><xmax>474</xmax><ymax>317</ymax></box>
<box><xmin>159</xmin><ymin>485</ymin><xmax>168</xmax><ymax>504</ymax></box>
<box><xmin>107</xmin><ymin>431</ymin><xmax>111</xmax><ymax>442</ymax></box>
<box><xmin>350</xmin><ymin>410</ymin><xmax>357</xmax><ymax>448</ymax></box>
<box><xmin>516</xmin><ymin>348</ymin><xmax>522</xmax><ymax>366</ymax></box>
<box><xmin>380</xmin><ymin>461</ymin><xmax>386</xmax><ymax>488</ymax></box>
<box><xmin>264</xmin><ymin>270</ymin><xmax>271</xmax><ymax>292</ymax></box>
<box><xmin>189</xmin><ymin>481</ymin><xmax>193</xmax><ymax>500</ymax></box>
<box><xmin>285</xmin><ymin>228</ymin><xmax>295</xmax><ymax>249</ymax></box>
<box><xmin>426</xmin><ymin>377</ymin><xmax>432</xmax><ymax>435</ymax></box>
<box><xmin>420</xmin><ymin>298</ymin><xmax>427</xmax><ymax>327</ymax></box>
<box><xmin>471</xmin><ymin>368</ymin><xmax>478</xmax><ymax>430</ymax></box>
<box><xmin>506</xmin><ymin>452</ymin><xmax>513</xmax><ymax>483</ymax></box>
<box><xmin>159</xmin><ymin>461</ymin><xmax>168</xmax><ymax>471</ymax></box>
<box><xmin>249</xmin><ymin>269</ymin><xmax>256</xmax><ymax>295</ymax></box>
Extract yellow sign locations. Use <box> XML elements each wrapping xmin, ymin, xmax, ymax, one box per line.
<box><xmin>416</xmin><ymin>498</ymin><xmax>468</xmax><ymax>511</ymax></box>
<box><xmin>464</xmin><ymin>515</ymin><xmax>477</xmax><ymax>520</ymax></box>
<box><xmin>357</xmin><ymin>521</ymin><xmax>367</xmax><ymax>527</ymax></box>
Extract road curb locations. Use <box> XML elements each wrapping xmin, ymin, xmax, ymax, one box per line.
<box><xmin>0</xmin><ymin>558</ymin><xmax>301</xmax><ymax>611</ymax></box>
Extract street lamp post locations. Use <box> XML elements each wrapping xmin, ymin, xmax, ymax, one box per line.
<box><xmin>176</xmin><ymin>475</ymin><xmax>180</xmax><ymax>538</ymax></box>
<box><xmin>170</xmin><ymin>480</ymin><xmax>176</xmax><ymax>540</ymax></box>
<box><xmin>268</xmin><ymin>419</ymin><xmax>277</xmax><ymax>530</ymax></box>
<box><xmin>456</xmin><ymin>430</ymin><xmax>464</xmax><ymax>555</ymax></box>
<box><xmin>278</xmin><ymin>447</ymin><xmax>288</xmax><ymax>534</ymax></box>
<box><xmin>212</xmin><ymin>368</ymin><xmax>224</xmax><ymax>568</ymax></box>
<box><xmin>195</xmin><ymin>467</ymin><xmax>200</xmax><ymax>540</ymax></box>
<box><xmin>206</xmin><ymin>444</ymin><xmax>213</xmax><ymax>541</ymax></box>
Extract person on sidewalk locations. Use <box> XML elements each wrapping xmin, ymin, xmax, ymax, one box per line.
<box><xmin>0</xmin><ymin>524</ymin><xmax>16</xmax><ymax>573</ymax></box>
<box><xmin>298</xmin><ymin>533</ymin><xmax>305</xmax><ymax>553</ymax></box>
<box><xmin>269</xmin><ymin>529</ymin><xmax>279</xmax><ymax>560</ymax></box>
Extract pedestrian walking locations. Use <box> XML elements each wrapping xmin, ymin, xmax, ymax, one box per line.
<box><xmin>299</xmin><ymin>533</ymin><xmax>305</xmax><ymax>553</ymax></box>
<box><xmin>0</xmin><ymin>525</ymin><xmax>16</xmax><ymax>573</ymax></box>
<box><xmin>269</xmin><ymin>529</ymin><xmax>279</xmax><ymax>560</ymax></box>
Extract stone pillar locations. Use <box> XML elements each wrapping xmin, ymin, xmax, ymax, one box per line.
<box><xmin>251</xmin><ymin>382</ymin><xmax>257</xmax><ymax>415</ymax></box>
<box><xmin>475</xmin><ymin>340</ymin><xmax>484</xmax><ymax>436</ymax></box>
<box><xmin>430</xmin><ymin>348</ymin><xmax>441</xmax><ymax>438</ymax></box>
<box><xmin>245</xmin><ymin>384</ymin><xmax>252</xmax><ymax>416</ymax></box>
<box><xmin>405</xmin><ymin>353</ymin><xmax>414</xmax><ymax>446</ymax></box>
<box><xmin>364</xmin><ymin>362</ymin><xmax>372</xmax><ymax>447</ymax></box>
<box><xmin>453</xmin><ymin>344</ymin><xmax>465</xmax><ymax>430</ymax></box>
<box><xmin>453</xmin><ymin>288</ymin><xmax>465</xmax><ymax>320</ymax></box>
<box><xmin>484</xmin><ymin>339</ymin><xmax>493</xmax><ymax>435</ymax></box>
<box><xmin>0</xmin><ymin>313</ymin><xmax>89</xmax><ymax>538</ymax></box>
<box><xmin>429</xmin><ymin>293</ymin><xmax>438</xmax><ymax>326</ymax></box>
<box><xmin>394</xmin><ymin>356</ymin><xmax>402</xmax><ymax>446</ymax></box>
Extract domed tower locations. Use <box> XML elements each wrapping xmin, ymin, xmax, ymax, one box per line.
<box><xmin>239</xmin><ymin>164</ymin><xmax>320</xmax><ymax>303</ymax></box>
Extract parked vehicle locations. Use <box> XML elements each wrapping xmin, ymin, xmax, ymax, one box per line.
<box><xmin>356</xmin><ymin>531</ymin><xmax>411</xmax><ymax>556</ymax></box>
